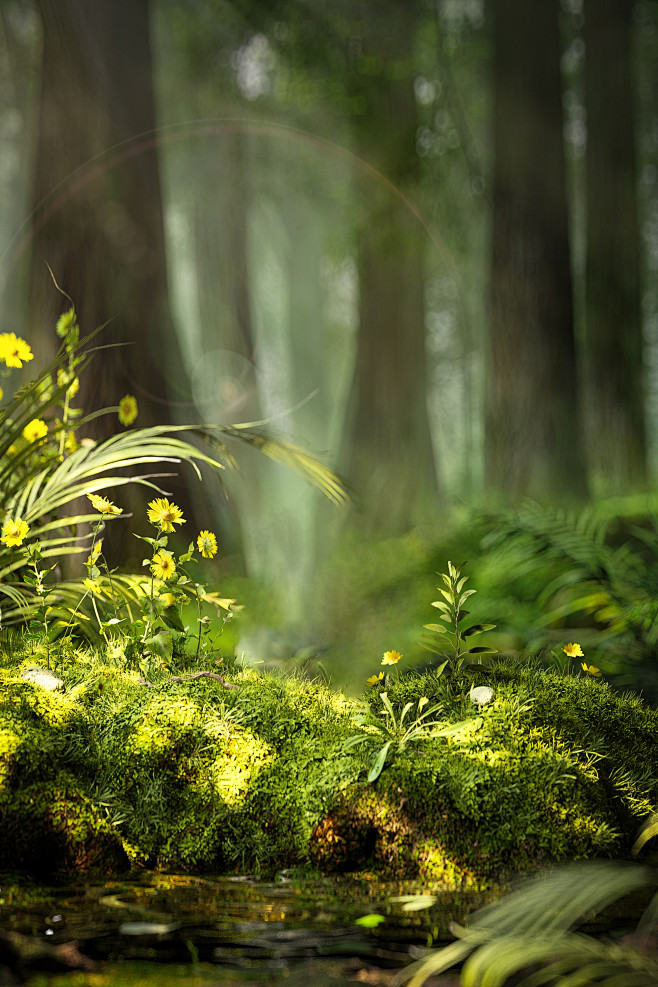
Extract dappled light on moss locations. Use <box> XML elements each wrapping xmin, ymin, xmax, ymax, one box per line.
<box><xmin>0</xmin><ymin>641</ymin><xmax>656</xmax><ymax>884</ymax></box>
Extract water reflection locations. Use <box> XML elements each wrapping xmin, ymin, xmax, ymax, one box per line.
<box><xmin>1</xmin><ymin>871</ymin><xmax>486</xmax><ymax>982</ymax></box>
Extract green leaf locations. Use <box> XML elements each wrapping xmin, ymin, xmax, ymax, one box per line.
<box><xmin>144</xmin><ymin>630</ymin><xmax>173</xmax><ymax>662</ymax></box>
<box><xmin>432</xmin><ymin>719</ymin><xmax>474</xmax><ymax>737</ymax></box>
<box><xmin>399</xmin><ymin>701</ymin><xmax>415</xmax><ymax>729</ymax></box>
<box><xmin>462</xmin><ymin>623</ymin><xmax>496</xmax><ymax>636</ymax></box>
<box><xmin>367</xmin><ymin>741</ymin><xmax>392</xmax><ymax>782</ymax></box>
<box><xmin>632</xmin><ymin>812</ymin><xmax>658</xmax><ymax>857</ymax></box>
<box><xmin>161</xmin><ymin>607</ymin><xmax>185</xmax><ymax>633</ymax></box>
<box><xmin>379</xmin><ymin>691</ymin><xmax>395</xmax><ymax>720</ymax></box>
<box><xmin>355</xmin><ymin>914</ymin><xmax>386</xmax><ymax>928</ymax></box>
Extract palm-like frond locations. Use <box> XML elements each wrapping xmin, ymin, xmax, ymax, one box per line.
<box><xmin>0</xmin><ymin>322</ymin><xmax>350</xmax><ymax>627</ymax></box>
<box><xmin>204</xmin><ymin>423</ymin><xmax>352</xmax><ymax>506</ymax></box>
<box><xmin>398</xmin><ymin>861</ymin><xmax>658</xmax><ymax>987</ymax></box>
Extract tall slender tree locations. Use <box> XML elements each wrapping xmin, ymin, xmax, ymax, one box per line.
<box><xmin>28</xmin><ymin>0</ymin><xmax>195</xmax><ymax>562</ymax></box>
<box><xmin>485</xmin><ymin>0</ymin><xmax>587</xmax><ymax>501</ymax></box>
<box><xmin>339</xmin><ymin>1</ymin><xmax>440</xmax><ymax>532</ymax></box>
<box><xmin>583</xmin><ymin>0</ymin><xmax>645</xmax><ymax>492</ymax></box>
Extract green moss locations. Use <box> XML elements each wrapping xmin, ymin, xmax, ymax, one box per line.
<box><xmin>0</xmin><ymin>647</ymin><xmax>656</xmax><ymax>883</ymax></box>
<box><xmin>0</xmin><ymin>770</ymin><xmax>128</xmax><ymax>874</ymax></box>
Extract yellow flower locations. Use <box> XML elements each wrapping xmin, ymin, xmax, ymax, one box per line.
<box><xmin>581</xmin><ymin>662</ymin><xmax>602</xmax><ymax>677</ymax></box>
<box><xmin>83</xmin><ymin>578</ymin><xmax>102</xmax><ymax>596</ymax></box>
<box><xmin>151</xmin><ymin>550</ymin><xmax>176</xmax><ymax>581</ymax></box>
<box><xmin>0</xmin><ymin>332</ymin><xmax>33</xmax><ymax>368</ymax></box>
<box><xmin>88</xmin><ymin>494</ymin><xmax>122</xmax><ymax>515</ymax></box>
<box><xmin>366</xmin><ymin>671</ymin><xmax>385</xmax><ymax>687</ymax></box>
<box><xmin>1</xmin><ymin>517</ymin><xmax>29</xmax><ymax>547</ymax></box>
<box><xmin>57</xmin><ymin>368</ymin><xmax>79</xmax><ymax>398</ymax></box>
<box><xmin>0</xmin><ymin>385</ymin><xmax>3</xmax><ymax>401</ymax></box>
<box><xmin>87</xmin><ymin>540</ymin><xmax>103</xmax><ymax>566</ymax></box>
<box><xmin>197</xmin><ymin>529</ymin><xmax>218</xmax><ymax>559</ymax></box>
<box><xmin>118</xmin><ymin>394</ymin><xmax>138</xmax><ymax>426</ymax></box>
<box><xmin>563</xmin><ymin>643</ymin><xmax>584</xmax><ymax>658</ymax></box>
<box><xmin>147</xmin><ymin>497</ymin><xmax>185</xmax><ymax>532</ymax></box>
<box><xmin>22</xmin><ymin>418</ymin><xmax>48</xmax><ymax>442</ymax></box>
<box><xmin>382</xmin><ymin>649</ymin><xmax>403</xmax><ymax>666</ymax></box>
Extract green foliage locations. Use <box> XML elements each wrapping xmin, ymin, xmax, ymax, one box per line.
<box><xmin>0</xmin><ymin>303</ymin><xmax>348</xmax><ymax>662</ymax></box>
<box><xmin>1</xmin><ymin>630</ymin><xmax>657</xmax><ymax>881</ymax></box>
<box><xmin>344</xmin><ymin>690</ymin><xmax>463</xmax><ymax>782</ymax></box>
<box><xmin>400</xmin><ymin>860</ymin><xmax>658</xmax><ymax>987</ymax></box>
<box><xmin>481</xmin><ymin>499</ymin><xmax>658</xmax><ymax>698</ymax></box>
<box><xmin>420</xmin><ymin>560</ymin><xmax>497</xmax><ymax>678</ymax></box>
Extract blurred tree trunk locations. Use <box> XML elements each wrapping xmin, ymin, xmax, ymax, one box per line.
<box><xmin>340</xmin><ymin>4</ymin><xmax>440</xmax><ymax>533</ymax></box>
<box><xmin>29</xmin><ymin>0</ymin><xmax>196</xmax><ymax>562</ymax></box>
<box><xmin>190</xmin><ymin>132</ymin><xmax>262</xmax><ymax>560</ymax></box>
<box><xmin>583</xmin><ymin>0</ymin><xmax>645</xmax><ymax>492</ymax></box>
<box><xmin>485</xmin><ymin>0</ymin><xmax>587</xmax><ymax>502</ymax></box>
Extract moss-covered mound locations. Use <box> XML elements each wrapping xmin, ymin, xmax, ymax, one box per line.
<box><xmin>0</xmin><ymin>652</ymin><xmax>656</xmax><ymax>886</ymax></box>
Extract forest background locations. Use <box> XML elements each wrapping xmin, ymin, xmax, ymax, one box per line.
<box><xmin>0</xmin><ymin>0</ymin><xmax>656</xmax><ymax>693</ymax></box>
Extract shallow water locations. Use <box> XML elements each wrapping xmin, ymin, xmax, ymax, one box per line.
<box><xmin>0</xmin><ymin>871</ymin><xmax>486</xmax><ymax>984</ymax></box>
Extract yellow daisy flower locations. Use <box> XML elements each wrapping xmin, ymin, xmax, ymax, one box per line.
<box><xmin>581</xmin><ymin>662</ymin><xmax>602</xmax><ymax>677</ymax></box>
<box><xmin>1</xmin><ymin>517</ymin><xmax>29</xmax><ymax>547</ymax></box>
<box><xmin>381</xmin><ymin>649</ymin><xmax>403</xmax><ymax>666</ymax></box>
<box><xmin>563</xmin><ymin>643</ymin><xmax>584</xmax><ymax>658</ymax></box>
<box><xmin>22</xmin><ymin>418</ymin><xmax>48</xmax><ymax>442</ymax></box>
<box><xmin>366</xmin><ymin>671</ymin><xmax>385</xmax><ymax>687</ymax></box>
<box><xmin>0</xmin><ymin>385</ymin><xmax>3</xmax><ymax>401</ymax></box>
<box><xmin>147</xmin><ymin>497</ymin><xmax>185</xmax><ymax>532</ymax></box>
<box><xmin>151</xmin><ymin>550</ymin><xmax>176</xmax><ymax>581</ymax></box>
<box><xmin>88</xmin><ymin>494</ymin><xmax>122</xmax><ymax>515</ymax></box>
<box><xmin>118</xmin><ymin>394</ymin><xmax>138</xmax><ymax>426</ymax></box>
<box><xmin>0</xmin><ymin>332</ymin><xmax>34</xmax><ymax>369</ymax></box>
<box><xmin>197</xmin><ymin>529</ymin><xmax>218</xmax><ymax>559</ymax></box>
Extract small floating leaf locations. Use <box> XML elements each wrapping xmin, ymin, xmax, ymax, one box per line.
<box><xmin>389</xmin><ymin>894</ymin><xmax>438</xmax><ymax>912</ymax></box>
<box><xmin>119</xmin><ymin>921</ymin><xmax>179</xmax><ymax>936</ymax></box>
<box><xmin>355</xmin><ymin>913</ymin><xmax>386</xmax><ymax>928</ymax></box>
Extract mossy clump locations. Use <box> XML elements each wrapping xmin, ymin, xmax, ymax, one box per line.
<box><xmin>308</xmin><ymin>660</ymin><xmax>658</xmax><ymax>887</ymax></box>
<box><xmin>0</xmin><ymin>771</ymin><xmax>129</xmax><ymax>874</ymax></box>
<box><xmin>0</xmin><ymin>653</ymin><xmax>360</xmax><ymax>877</ymax></box>
<box><xmin>0</xmin><ymin>649</ymin><xmax>656</xmax><ymax>883</ymax></box>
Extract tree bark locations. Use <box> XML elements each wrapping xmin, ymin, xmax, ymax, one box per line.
<box><xmin>583</xmin><ymin>0</ymin><xmax>645</xmax><ymax>492</ymax></box>
<box><xmin>28</xmin><ymin>0</ymin><xmax>196</xmax><ymax>562</ymax></box>
<box><xmin>340</xmin><ymin>3</ymin><xmax>440</xmax><ymax>533</ymax></box>
<box><xmin>485</xmin><ymin>0</ymin><xmax>587</xmax><ymax>502</ymax></box>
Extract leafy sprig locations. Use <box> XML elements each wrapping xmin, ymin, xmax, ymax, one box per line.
<box><xmin>420</xmin><ymin>560</ymin><xmax>497</xmax><ymax>678</ymax></box>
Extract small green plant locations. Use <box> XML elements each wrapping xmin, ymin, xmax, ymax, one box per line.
<box><xmin>345</xmin><ymin>690</ymin><xmax>467</xmax><ymax>782</ymax></box>
<box><xmin>420</xmin><ymin>560</ymin><xmax>497</xmax><ymax>678</ymax></box>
